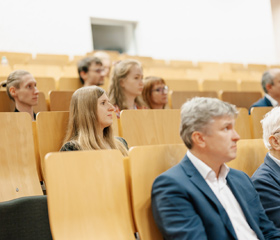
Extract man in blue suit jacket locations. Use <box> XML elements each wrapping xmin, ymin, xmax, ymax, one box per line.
<box><xmin>152</xmin><ymin>97</ymin><xmax>280</xmax><ymax>240</ymax></box>
<box><xmin>252</xmin><ymin>107</ymin><xmax>280</xmax><ymax>229</ymax></box>
<box><xmin>249</xmin><ymin>69</ymin><xmax>280</xmax><ymax>114</ymax></box>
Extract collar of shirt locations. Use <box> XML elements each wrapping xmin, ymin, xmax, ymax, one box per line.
<box><xmin>265</xmin><ymin>93</ymin><xmax>278</xmax><ymax>107</ymax></box>
<box><xmin>268</xmin><ymin>152</ymin><xmax>280</xmax><ymax>168</ymax></box>
<box><xmin>187</xmin><ymin>150</ymin><xmax>230</xmax><ymax>187</ymax></box>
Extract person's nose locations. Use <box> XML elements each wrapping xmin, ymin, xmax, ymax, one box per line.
<box><xmin>34</xmin><ymin>86</ymin><xmax>39</xmax><ymax>94</ymax></box>
<box><xmin>108</xmin><ymin>103</ymin><xmax>115</xmax><ymax>112</ymax></box>
<box><xmin>232</xmin><ymin>129</ymin><xmax>240</xmax><ymax>142</ymax></box>
<box><xmin>100</xmin><ymin>70</ymin><xmax>106</xmax><ymax>77</ymax></box>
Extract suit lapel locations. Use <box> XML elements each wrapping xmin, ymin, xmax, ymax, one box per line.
<box><xmin>227</xmin><ymin>173</ymin><xmax>263</xmax><ymax>239</ymax></box>
<box><xmin>180</xmin><ymin>156</ymin><xmax>237</xmax><ymax>239</ymax></box>
<box><xmin>265</xmin><ymin>153</ymin><xmax>280</xmax><ymax>175</ymax></box>
<box><xmin>264</xmin><ymin>96</ymin><xmax>273</xmax><ymax>107</ymax></box>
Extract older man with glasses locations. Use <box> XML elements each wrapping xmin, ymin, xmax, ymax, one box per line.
<box><xmin>252</xmin><ymin>106</ymin><xmax>280</xmax><ymax>229</ymax></box>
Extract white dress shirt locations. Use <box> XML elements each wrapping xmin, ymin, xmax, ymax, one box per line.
<box><xmin>268</xmin><ymin>152</ymin><xmax>280</xmax><ymax>167</ymax></box>
<box><xmin>265</xmin><ymin>94</ymin><xmax>278</xmax><ymax>107</ymax></box>
<box><xmin>187</xmin><ymin>151</ymin><xmax>258</xmax><ymax>240</ymax></box>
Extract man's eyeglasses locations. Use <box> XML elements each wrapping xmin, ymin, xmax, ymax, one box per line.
<box><xmin>273</xmin><ymin>130</ymin><xmax>280</xmax><ymax>136</ymax></box>
<box><xmin>152</xmin><ymin>86</ymin><xmax>169</xmax><ymax>94</ymax></box>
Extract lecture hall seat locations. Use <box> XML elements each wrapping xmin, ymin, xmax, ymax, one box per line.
<box><xmin>127</xmin><ymin>144</ymin><xmax>187</xmax><ymax>240</ymax></box>
<box><xmin>250</xmin><ymin>107</ymin><xmax>273</xmax><ymax>139</ymax></box>
<box><xmin>220</xmin><ymin>91</ymin><xmax>262</xmax><ymax>110</ymax></box>
<box><xmin>119</xmin><ymin>109</ymin><xmax>183</xmax><ymax>147</ymax></box>
<box><xmin>227</xmin><ymin>139</ymin><xmax>268</xmax><ymax>177</ymax></box>
<box><xmin>44</xmin><ymin>150</ymin><xmax>135</xmax><ymax>240</ymax></box>
<box><xmin>169</xmin><ymin>90</ymin><xmax>218</xmax><ymax>109</ymax></box>
<box><xmin>0</xmin><ymin>112</ymin><xmax>42</xmax><ymax>202</ymax></box>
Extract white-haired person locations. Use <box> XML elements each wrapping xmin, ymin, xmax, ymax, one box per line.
<box><xmin>0</xmin><ymin>70</ymin><xmax>39</xmax><ymax>121</ymax></box>
<box><xmin>252</xmin><ymin>106</ymin><xmax>280</xmax><ymax>229</ymax></box>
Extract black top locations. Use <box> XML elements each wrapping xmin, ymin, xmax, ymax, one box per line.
<box><xmin>60</xmin><ymin>137</ymin><xmax>129</xmax><ymax>152</ymax></box>
<box><xmin>15</xmin><ymin>108</ymin><xmax>36</xmax><ymax>120</ymax></box>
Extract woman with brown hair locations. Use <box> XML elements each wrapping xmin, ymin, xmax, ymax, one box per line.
<box><xmin>60</xmin><ymin>86</ymin><xmax>128</xmax><ymax>156</ymax></box>
<box><xmin>108</xmin><ymin>59</ymin><xmax>145</xmax><ymax>118</ymax></box>
<box><xmin>142</xmin><ymin>76</ymin><xmax>168</xmax><ymax>109</ymax></box>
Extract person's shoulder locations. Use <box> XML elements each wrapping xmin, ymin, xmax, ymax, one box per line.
<box><xmin>228</xmin><ymin>168</ymin><xmax>251</xmax><ymax>182</ymax></box>
<box><xmin>153</xmin><ymin>159</ymin><xmax>187</xmax><ymax>188</ymax></box>
<box><xmin>115</xmin><ymin>136</ymin><xmax>128</xmax><ymax>150</ymax></box>
<box><xmin>251</xmin><ymin>96</ymin><xmax>271</xmax><ymax>108</ymax></box>
<box><xmin>251</xmin><ymin>163</ymin><xmax>269</xmax><ymax>181</ymax></box>
<box><xmin>60</xmin><ymin>141</ymin><xmax>80</xmax><ymax>151</ymax></box>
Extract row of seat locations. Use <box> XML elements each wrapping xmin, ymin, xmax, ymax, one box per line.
<box><xmin>44</xmin><ymin>139</ymin><xmax>268</xmax><ymax>239</ymax></box>
<box><xmin>0</xmin><ymin>122</ymin><xmax>267</xmax><ymax>239</ymax></box>
<box><xmin>0</xmin><ymin>63</ymin><xmax>265</xmax><ymax>83</ymax></box>
<box><xmin>0</xmin><ymin>75</ymin><xmax>263</xmax><ymax>102</ymax></box>
<box><xmin>0</xmin><ymin>105</ymin><xmax>271</xmax><ymax>184</ymax></box>
<box><xmin>1</xmin><ymin>51</ymin><xmax>276</xmax><ymax>69</ymax></box>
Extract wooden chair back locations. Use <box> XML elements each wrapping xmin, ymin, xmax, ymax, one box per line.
<box><xmin>227</xmin><ymin>139</ymin><xmax>268</xmax><ymax>177</ymax></box>
<box><xmin>49</xmin><ymin>91</ymin><xmax>74</xmax><ymax>111</ymax></box>
<box><xmin>0</xmin><ymin>91</ymin><xmax>47</xmax><ymax>113</ymax></box>
<box><xmin>58</xmin><ymin>77</ymin><xmax>82</xmax><ymax>91</ymax></box>
<box><xmin>44</xmin><ymin>150</ymin><xmax>135</xmax><ymax>240</ymax></box>
<box><xmin>36</xmin><ymin>111</ymin><xmax>69</xmax><ymax>180</ymax></box>
<box><xmin>169</xmin><ymin>91</ymin><xmax>218</xmax><ymax>109</ymax></box>
<box><xmin>235</xmin><ymin>108</ymin><xmax>252</xmax><ymax>139</ymax></box>
<box><xmin>201</xmin><ymin>80</ymin><xmax>238</xmax><ymax>92</ymax></box>
<box><xmin>239</xmin><ymin>81</ymin><xmax>263</xmax><ymax>94</ymax></box>
<box><xmin>0</xmin><ymin>52</ymin><xmax>32</xmax><ymax>65</ymax></box>
<box><xmin>165</xmin><ymin>79</ymin><xmax>199</xmax><ymax>91</ymax></box>
<box><xmin>0</xmin><ymin>112</ymin><xmax>42</xmax><ymax>201</ymax></box>
<box><xmin>36</xmin><ymin>77</ymin><xmax>56</xmax><ymax>99</ymax></box>
<box><xmin>13</xmin><ymin>64</ymin><xmax>62</xmax><ymax>80</ymax></box>
<box><xmin>250</xmin><ymin>107</ymin><xmax>273</xmax><ymax>138</ymax></box>
<box><xmin>119</xmin><ymin>109</ymin><xmax>183</xmax><ymax>147</ymax></box>
<box><xmin>220</xmin><ymin>91</ymin><xmax>262</xmax><ymax>109</ymax></box>
<box><xmin>28</xmin><ymin>54</ymin><xmax>69</xmax><ymax>66</ymax></box>
<box><xmin>127</xmin><ymin>144</ymin><xmax>187</xmax><ymax>240</ymax></box>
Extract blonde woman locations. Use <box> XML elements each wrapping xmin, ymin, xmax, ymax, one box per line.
<box><xmin>108</xmin><ymin>59</ymin><xmax>145</xmax><ymax>118</ymax></box>
<box><xmin>142</xmin><ymin>76</ymin><xmax>168</xmax><ymax>109</ymax></box>
<box><xmin>60</xmin><ymin>86</ymin><xmax>128</xmax><ymax>156</ymax></box>
<box><xmin>0</xmin><ymin>70</ymin><xmax>39</xmax><ymax>121</ymax></box>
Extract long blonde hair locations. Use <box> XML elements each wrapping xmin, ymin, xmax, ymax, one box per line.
<box><xmin>63</xmin><ymin>86</ymin><xmax>128</xmax><ymax>156</ymax></box>
<box><xmin>108</xmin><ymin>59</ymin><xmax>144</xmax><ymax>110</ymax></box>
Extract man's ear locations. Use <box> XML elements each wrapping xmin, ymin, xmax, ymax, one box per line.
<box><xmin>269</xmin><ymin>135</ymin><xmax>280</xmax><ymax>151</ymax></box>
<box><xmin>191</xmin><ymin>131</ymin><xmax>206</xmax><ymax>148</ymax></box>
<box><xmin>9</xmin><ymin>86</ymin><xmax>16</xmax><ymax>98</ymax></box>
<box><xmin>80</xmin><ymin>71</ymin><xmax>88</xmax><ymax>81</ymax></box>
<box><xmin>266</xmin><ymin>83</ymin><xmax>273</xmax><ymax>92</ymax></box>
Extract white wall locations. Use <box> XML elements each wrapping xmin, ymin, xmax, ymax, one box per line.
<box><xmin>0</xmin><ymin>0</ymin><xmax>277</xmax><ymax>64</ymax></box>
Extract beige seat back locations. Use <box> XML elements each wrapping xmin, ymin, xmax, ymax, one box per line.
<box><xmin>169</xmin><ymin>90</ymin><xmax>218</xmax><ymax>109</ymax></box>
<box><xmin>0</xmin><ymin>112</ymin><xmax>42</xmax><ymax>201</ymax></box>
<box><xmin>45</xmin><ymin>150</ymin><xmax>135</xmax><ymax>240</ymax></box>
<box><xmin>120</xmin><ymin>109</ymin><xmax>183</xmax><ymax>147</ymax></box>
<box><xmin>49</xmin><ymin>90</ymin><xmax>74</xmax><ymax>111</ymax></box>
<box><xmin>250</xmin><ymin>107</ymin><xmax>273</xmax><ymax>138</ymax></box>
<box><xmin>128</xmin><ymin>144</ymin><xmax>187</xmax><ymax>240</ymax></box>
<box><xmin>221</xmin><ymin>91</ymin><xmax>262</xmax><ymax>110</ymax></box>
<box><xmin>36</xmin><ymin>111</ymin><xmax>69</xmax><ymax>179</ymax></box>
<box><xmin>235</xmin><ymin>108</ymin><xmax>252</xmax><ymax>139</ymax></box>
<box><xmin>227</xmin><ymin>139</ymin><xmax>268</xmax><ymax>177</ymax></box>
